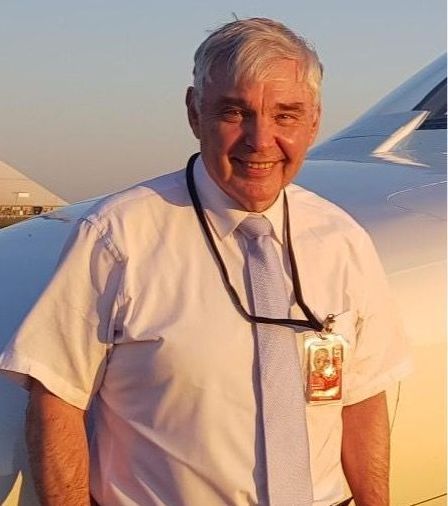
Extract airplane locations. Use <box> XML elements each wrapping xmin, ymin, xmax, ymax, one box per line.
<box><xmin>0</xmin><ymin>54</ymin><xmax>446</xmax><ymax>505</ymax></box>
<box><xmin>299</xmin><ymin>53</ymin><xmax>447</xmax><ymax>506</ymax></box>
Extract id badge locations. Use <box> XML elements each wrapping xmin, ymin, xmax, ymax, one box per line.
<box><xmin>304</xmin><ymin>314</ymin><xmax>349</xmax><ymax>404</ymax></box>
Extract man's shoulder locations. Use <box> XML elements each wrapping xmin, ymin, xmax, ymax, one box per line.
<box><xmin>286</xmin><ymin>183</ymin><xmax>364</xmax><ymax>234</ymax></box>
<box><xmin>83</xmin><ymin>168</ymin><xmax>188</xmax><ymax>226</ymax></box>
<box><xmin>71</xmin><ymin>169</ymin><xmax>191</xmax><ymax>258</ymax></box>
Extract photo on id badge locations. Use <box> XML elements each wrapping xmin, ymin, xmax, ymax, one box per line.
<box><xmin>305</xmin><ymin>335</ymin><xmax>344</xmax><ymax>403</ymax></box>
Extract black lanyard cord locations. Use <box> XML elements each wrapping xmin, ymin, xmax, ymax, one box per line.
<box><xmin>284</xmin><ymin>198</ymin><xmax>323</xmax><ymax>329</ymax></box>
<box><xmin>186</xmin><ymin>152</ymin><xmax>323</xmax><ymax>331</ymax></box>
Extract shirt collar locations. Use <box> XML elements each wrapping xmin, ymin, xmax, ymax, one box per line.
<box><xmin>193</xmin><ymin>155</ymin><xmax>285</xmax><ymax>244</ymax></box>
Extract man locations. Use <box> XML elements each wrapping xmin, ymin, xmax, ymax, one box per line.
<box><xmin>0</xmin><ymin>18</ymin><xmax>410</xmax><ymax>506</ymax></box>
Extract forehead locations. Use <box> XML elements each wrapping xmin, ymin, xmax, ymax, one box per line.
<box><xmin>203</xmin><ymin>59</ymin><xmax>314</xmax><ymax>105</ymax></box>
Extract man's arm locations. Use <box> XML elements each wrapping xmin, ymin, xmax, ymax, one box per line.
<box><xmin>26</xmin><ymin>379</ymin><xmax>91</xmax><ymax>506</ymax></box>
<box><xmin>341</xmin><ymin>391</ymin><xmax>390</xmax><ymax>506</ymax></box>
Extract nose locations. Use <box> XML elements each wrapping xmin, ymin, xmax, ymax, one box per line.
<box><xmin>243</xmin><ymin>116</ymin><xmax>276</xmax><ymax>151</ymax></box>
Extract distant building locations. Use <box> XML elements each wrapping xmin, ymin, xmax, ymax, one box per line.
<box><xmin>0</xmin><ymin>161</ymin><xmax>67</xmax><ymax>228</ymax></box>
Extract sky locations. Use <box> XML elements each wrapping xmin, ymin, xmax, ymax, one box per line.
<box><xmin>0</xmin><ymin>0</ymin><xmax>446</xmax><ymax>202</ymax></box>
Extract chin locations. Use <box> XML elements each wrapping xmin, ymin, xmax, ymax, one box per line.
<box><xmin>238</xmin><ymin>192</ymin><xmax>278</xmax><ymax>212</ymax></box>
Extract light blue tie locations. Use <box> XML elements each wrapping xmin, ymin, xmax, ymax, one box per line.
<box><xmin>239</xmin><ymin>215</ymin><xmax>313</xmax><ymax>506</ymax></box>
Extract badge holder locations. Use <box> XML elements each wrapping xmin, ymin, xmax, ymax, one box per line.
<box><xmin>304</xmin><ymin>314</ymin><xmax>349</xmax><ymax>404</ymax></box>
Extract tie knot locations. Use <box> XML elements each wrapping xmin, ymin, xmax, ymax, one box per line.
<box><xmin>238</xmin><ymin>215</ymin><xmax>273</xmax><ymax>239</ymax></box>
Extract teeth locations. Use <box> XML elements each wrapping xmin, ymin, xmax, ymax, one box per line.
<box><xmin>246</xmin><ymin>162</ymin><xmax>275</xmax><ymax>169</ymax></box>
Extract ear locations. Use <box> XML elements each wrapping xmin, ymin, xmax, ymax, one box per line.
<box><xmin>186</xmin><ymin>86</ymin><xmax>201</xmax><ymax>139</ymax></box>
<box><xmin>308</xmin><ymin>102</ymin><xmax>321</xmax><ymax>146</ymax></box>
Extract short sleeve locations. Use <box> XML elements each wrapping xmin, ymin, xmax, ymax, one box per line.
<box><xmin>343</xmin><ymin>232</ymin><xmax>413</xmax><ymax>406</ymax></box>
<box><xmin>0</xmin><ymin>218</ymin><xmax>123</xmax><ymax>410</ymax></box>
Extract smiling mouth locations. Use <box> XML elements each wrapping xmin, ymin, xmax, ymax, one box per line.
<box><xmin>246</xmin><ymin>161</ymin><xmax>275</xmax><ymax>169</ymax></box>
<box><xmin>234</xmin><ymin>159</ymin><xmax>280</xmax><ymax>171</ymax></box>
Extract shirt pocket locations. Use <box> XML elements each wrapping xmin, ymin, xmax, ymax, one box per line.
<box><xmin>331</xmin><ymin>308</ymin><xmax>356</xmax><ymax>349</ymax></box>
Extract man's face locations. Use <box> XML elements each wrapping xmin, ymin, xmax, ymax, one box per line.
<box><xmin>187</xmin><ymin>59</ymin><xmax>321</xmax><ymax>212</ymax></box>
<box><xmin>314</xmin><ymin>349</ymin><xmax>330</xmax><ymax>372</ymax></box>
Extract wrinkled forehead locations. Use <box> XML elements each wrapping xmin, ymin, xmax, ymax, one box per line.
<box><xmin>201</xmin><ymin>59</ymin><xmax>317</xmax><ymax>106</ymax></box>
<box><xmin>208</xmin><ymin>56</ymin><xmax>309</xmax><ymax>88</ymax></box>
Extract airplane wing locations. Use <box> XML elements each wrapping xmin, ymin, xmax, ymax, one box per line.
<box><xmin>0</xmin><ymin>55</ymin><xmax>446</xmax><ymax>505</ymax></box>
<box><xmin>298</xmin><ymin>54</ymin><xmax>447</xmax><ymax>506</ymax></box>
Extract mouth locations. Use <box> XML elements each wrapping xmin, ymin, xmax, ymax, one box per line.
<box><xmin>232</xmin><ymin>158</ymin><xmax>281</xmax><ymax>177</ymax></box>
<box><xmin>245</xmin><ymin>161</ymin><xmax>275</xmax><ymax>169</ymax></box>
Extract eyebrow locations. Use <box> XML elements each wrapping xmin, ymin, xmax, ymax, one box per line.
<box><xmin>216</xmin><ymin>97</ymin><xmax>248</xmax><ymax>108</ymax></box>
<box><xmin>276</xmin><ymin>102</ymin><xmax>306</xmax><ymax>112</ymax></box>
<box><xmin>215</xmin><ymin>98</ymin><xmax>306</xmax><ymax>112</ymax></box>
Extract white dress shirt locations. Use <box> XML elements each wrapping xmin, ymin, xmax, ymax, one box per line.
<box><xmin>0</xmin><ymin>155</ymin><xmax>412</xmax><ymax>505</ymax></box>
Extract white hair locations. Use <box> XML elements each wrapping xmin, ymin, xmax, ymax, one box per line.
<box><xmin>192</xmin><ymin>17</ymin><xmax>323</xmax><ymax>108</ymax></box>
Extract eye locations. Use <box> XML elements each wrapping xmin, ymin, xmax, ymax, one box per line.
<box><xmin>220</xmin><ymin>108</ymin><xmax>245</xmax><ymax>123</ymax></box>
<box><xmin>275</xmin><ymin>113</ymin><xmax>301</xmax><ymax>126</ymax></box>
